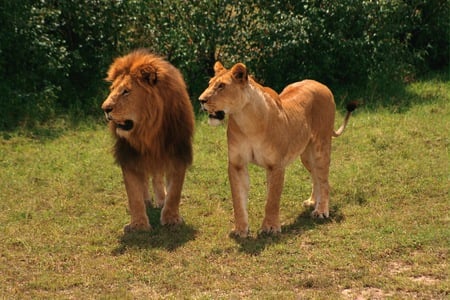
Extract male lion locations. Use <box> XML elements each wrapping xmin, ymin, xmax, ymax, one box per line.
<box><xmin>101</xmin><ymin>49</ymin><xmax>194</xmax><ymax>233</ymax></box>
<box><xmin>199</xmin><ymin>62</ymin><xmax>357</xmax><ymax>237</ymax></box>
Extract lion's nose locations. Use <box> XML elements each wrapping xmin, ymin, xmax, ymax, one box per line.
<box><xmin>101</xmin><ymin>102</ymin><xmax>113</xmax><ymax>113</ymax></box>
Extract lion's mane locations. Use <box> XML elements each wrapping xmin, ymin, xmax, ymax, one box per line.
<box><xmin>106</xmin><ymin>49</ymin><xmax>194</xmax><ymax>174</ymax></box>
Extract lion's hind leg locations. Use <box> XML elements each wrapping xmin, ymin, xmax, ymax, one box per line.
<box><xmin>160</xmin><ymin>166</ymin><xmax>186</xmax><ymax>226</ymax></box>
<box><xmin>151</xmin><ymin>174</ymin><xmax>166</xmax><ymax>208</ymax></box>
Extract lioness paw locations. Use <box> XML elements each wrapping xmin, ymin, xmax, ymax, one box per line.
<box><xmin>303</xmin><ymin>199</ymin><xmax>315</xmax><ymax>208</ymax></box>
<box><xmin>261</xmin><ymin>219</ymin><xmax>281</xmax><ymax>235</ymax></box>
<box><xmin>311</xmin><ymin>209</ymin><xmax>329</xmax><ymax>219</ymax></box>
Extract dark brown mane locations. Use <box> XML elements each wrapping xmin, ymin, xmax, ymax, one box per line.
<box><xmin>108</xmin><ymin>50</ymin><xmax>194</xmax><ymax>174</ymax></box>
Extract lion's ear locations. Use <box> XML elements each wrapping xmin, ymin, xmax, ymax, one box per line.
<box><xmin>231</xmin><ymin>63</ymin><xmax>248</xmax><ymax>83</ymax></box>
<box><xmin>138</xmin><ymin>64</ymin><xmax>158</xmax><ymax>85</ymax></box>
<box><xmin>213</xmin><ymin>61</ymin><xmax>225</xmax><ymax>75</ymax></box>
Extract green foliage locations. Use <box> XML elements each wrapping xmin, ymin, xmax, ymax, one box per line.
<box><xmin>0</xmin><ymin>1</ymin><xmax>65</xmax><ymax>128</ymax></box>
<box><xmin>0</xmin><ymin>0</ymin><xmax>448</xmax><ymax>129</ymax></box>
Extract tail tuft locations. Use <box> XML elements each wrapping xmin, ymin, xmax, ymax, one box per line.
<box><xmin>346</xmin><ymin>101</ymin><xmax>359</xmax><ymax>112</ymax></box>
<box><xmin>333</xmin><ymin>101</ymin><xmax>359</xmax><ymax>137</ymax></box>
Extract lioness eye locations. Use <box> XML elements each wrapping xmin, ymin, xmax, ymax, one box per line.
<box><xmin>217</xmin><ymin>83</ymin><xmax>225</xmax><ymax>90</ymax></box>
<box><xmin>122</xmin><ymin>89</ymin><xmax>130</xmax><ymax>96</ymax></box>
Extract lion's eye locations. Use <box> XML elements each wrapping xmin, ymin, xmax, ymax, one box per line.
<box><xmin>121</xmin><ymin>89</ymin><xmax>130</xmax><ymax>96</ymax></box>
<box><xmin>217</xmin><ymin>83</ymin><xmax>225</xmax><ymax>90</ymax></box>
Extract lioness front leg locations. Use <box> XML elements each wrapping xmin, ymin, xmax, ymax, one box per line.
<box><xmin>261</xmin><ymin>167</ymin><xmax>284</xmax><ymax>234</ymax></box>
<box><xmin>228</xmin><ymin>162</ymin><xmax>250</xmax><ymax>238</ymax></box>
<box><xmin>160</xmin><ymin>167</ymin><xmax>186</xmax><ymax>225</ymax></box>
<box><xmin>122</xmin><ymin>167</ymin><xmax>151</xmax><ymax>232</ymax></box>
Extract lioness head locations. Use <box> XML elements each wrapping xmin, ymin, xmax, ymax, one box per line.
<box><xmin>199</xmin><ymin>62</ymin><xmax>250</xmax><ymax>126</ymax></box>
<box><xmin>101</xmin><ymin>50</ymin><xmax>162</xmax><ymax>139</ymax></box>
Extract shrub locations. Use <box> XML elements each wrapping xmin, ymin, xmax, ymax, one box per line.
<box><xmin>0</xmin><ymin>0</ymin><xmax>447</xmax><ymax>129</ymax></box>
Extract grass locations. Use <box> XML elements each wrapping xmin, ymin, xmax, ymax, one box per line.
<box><xmin>0</xmin><ymin>76</ymin><xmax>448</xmax><ymax>299</ymax></box>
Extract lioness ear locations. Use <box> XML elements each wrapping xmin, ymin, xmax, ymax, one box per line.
<box><xmin>213</xmin><ymin>61</ymin><xmax>225</xmax><ymax>75</ymax></box>
<box><xmin>231</xmin><ymin>63</ymin><xmax>248</xmax><ymax>83</ymax></box>
<box><xmin>139</xmin><ymin>64</ymin><xmax>158</xmax><ymax>85</ymax></box>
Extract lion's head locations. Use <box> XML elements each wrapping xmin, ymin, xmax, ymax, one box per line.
<box><xmin>198</xmin><ymin>62</ymin><xmax>253</xmax><ymax>126</ymax></box>
<box><xmin>101</xmin><ymin>49</ymin><xmax>194</xmax><ymax>164</ymax></box>
<box><xmin>102</xmin><ymin>50</ymin><xmax>165</xmax><ymax>140</ymax></box>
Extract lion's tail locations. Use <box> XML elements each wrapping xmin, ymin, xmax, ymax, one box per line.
<box><xmin>333</xmin><ymin>101</ymin><xmax>359</xmax><ymax>137</ymax></box>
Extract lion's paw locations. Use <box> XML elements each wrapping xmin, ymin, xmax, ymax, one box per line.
<box><xmin>160</xmin><ymin>214</ymin><xmax>184</xmax><ymax>226</ymax></box>
<box><xmin>311</xmin><ymin>209</ymin><xmax>329</xmax><ymax>219</ymax></box>
<box><xmin>124</xmin><ymin>223</ymin><xmax>151</xmax><ymax>233</ymax></box>
<box><xmin>155</xmin><ymin>199</ymin><xmax>165</xmax><ymax>209</ymax></box>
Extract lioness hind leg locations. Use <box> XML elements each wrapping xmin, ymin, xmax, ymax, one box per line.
<box><xmin>300</xmin><ymin>147</ymin><xmax>318</xmax><ymax>209</ymax></box>
<box><xmin>312</xmin><ymin>146</ymin><xmax>331</xmax><ymax>218</ymax></box>
<box><xmin>160</xmin><ymin>167</ymin><xmax>186</xmax><ymax>226</ymax></box>
<box><xmin>301</xmin><ymin>142</ymin><xmax>331</xmax><ymax>218</ymax></box>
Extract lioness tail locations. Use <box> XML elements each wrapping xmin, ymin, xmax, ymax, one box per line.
<box><xmin>333</xmin><ymin>101</ymin><xmax>359</xmax><ymax>137</ymax></box>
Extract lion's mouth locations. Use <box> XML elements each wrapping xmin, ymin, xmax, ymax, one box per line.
<box><xmin>208</xmin><ymin>111</ymin><xmax>225</xmax><ymax>121</ymax></box>
<box><xmin>105</xmin><ymin>112</ymin><xmax>134</xmax><ymax>131</ymax></box>
<box><xmin>116</xmin><ymin>120</ymin><xmax>134</xmax><ymax>131</ymax></box>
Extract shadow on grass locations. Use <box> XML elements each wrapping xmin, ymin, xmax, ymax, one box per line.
<box><xmin>232</xmin><ymin>205</ymin><xmax>345</xmax><ymax>256</ymax></box>
<box><xmin>111</xmin><ymin>206</ymin><xmax>197</xmax><ymax>255</ymax></box>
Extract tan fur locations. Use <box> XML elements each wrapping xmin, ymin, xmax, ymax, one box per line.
<box><xmin>101</xmin><ymin>49</ymin><xmax>194</xmax><ymax>233</ymax></box>
<box><xmin>199</xmin><ymin>62</ymin><xmax>355</xmax><ymax>237</ymax></box>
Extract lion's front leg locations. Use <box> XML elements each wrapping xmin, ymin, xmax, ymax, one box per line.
<box><xmin>261</xmin><ymin>167</ymin><xmax>284</xmax><ymax>234</ymax></box>
<box><xmin>228</xmin><ymin>162</ymin><xmax>250</xmax><ymax>238</ymax></box>
<box><xmin>122</xmin><ymin>167</ymin><xmax>151</xmax><ymax>232</ymax></box>
<box><xmin>160</xmin><ymin>167</ymin><xmax>186</xmax><ymax>226</ymax></box>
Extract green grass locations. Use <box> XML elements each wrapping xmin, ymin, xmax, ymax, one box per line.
<box><xmin>0</xmin><ymin>77</ymin><xmax>448</xmax><ymax>299</ymax></box>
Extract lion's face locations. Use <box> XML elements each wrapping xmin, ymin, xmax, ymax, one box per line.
<box><xmin>198</xmin><ymin>62</ymin><xmax>250</xmax><ymax>126</ymax></box>
<box><xmin>101</xmin><ymin>55</ymin><xmax>160</xmax><ymax>139</ymax></box>
<box><xmin>102</xmin><ymin>75</ymin><xmax>140</xmax><ymax>137</ymax></box>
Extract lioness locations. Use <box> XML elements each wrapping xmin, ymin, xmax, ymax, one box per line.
<box><xmin>101</xmin><ymin>49</ymin><xmax>194</xmax><ymax>233</ymax></box>
<box><xmin>199</xmin><ymin>62</ymin><xmax>356</xmax><ymax>237</ymax></box>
